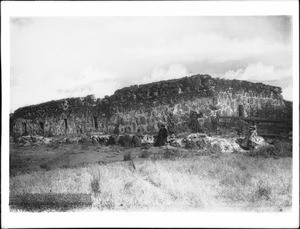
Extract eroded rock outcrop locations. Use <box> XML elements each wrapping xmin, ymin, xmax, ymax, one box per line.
<box><xmin>10</xmin><ymin>74</ymin><xmax>291</xmax><ymax>138</ymax></box>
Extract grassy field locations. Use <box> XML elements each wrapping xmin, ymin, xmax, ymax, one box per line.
<box><xmin>9</xmin><ymin>139</ymin><xmax>292</xmax><ymax>212</ymax></box>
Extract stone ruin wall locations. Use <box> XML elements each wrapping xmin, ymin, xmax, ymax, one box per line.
<box><xmin>11</xmin><ymin>95</ymin><xmax>102</xmax><ymax>137</ymax></box>
<box><xmin>10</xmin><ymin>74</ymin><xmax>289</xmax><ymax>138</ymax></box>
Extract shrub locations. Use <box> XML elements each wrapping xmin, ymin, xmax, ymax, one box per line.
<box><xmin>95</xmin><ymin>193</ymin><xmax>115</xmax><ymax>210</ymax></box>
<box><xmin>257</xmin><ymin>186</ymin><xmax>271</xmax><ymax>200</ymax></box>
<box><xmin>129</xmin><ymin>159</ymin><xmax>136</xmax><ymax>172</ymax></box>
<box><xmin>123</xmin><ymin>152</ymin><xmax>132</xmax><ymax>161</ymax></box>
<box><xmin>273</xmin><ymin>141</ymin><xmax>292</xmax><ymax>157</ymax></box>
<box><xmin>10</xmin><ymin>158</ymin><xmax>27</xmax><ymax>169</ymax></box>
<box><xmin>118</xmin><ymin>135</ymin><xmax>132</xmax><ymax>147</ymax></box>
<box><xmin>141</xmin><ymin>143</ymin><xmax>151</xmax><ymax>150</ymax></box>
<box><xmin>247</xmin><ymin>140</ymin><xmax>292</xmax><ymax>158</ymax></box>
<box><xmin>79</xmin><ymin>136</ymin><xmax>91</xmax><ymax>150</ymax></box>
<box><xmin>140</xmin><ymin>150</ymin><xmax>151</xmax><ymax>158</ymax></box>
<box><xmin>206</xmin><ymin>143</ymin><xmax>222</xmax><ymax>155</ymax></box>
<box><xmin>78</xmin><ymin>134</ymin><xmax>90</xmax><ymax>143</ymax></box>
<box><xmin>91</xmin><ymin>179</ymin><xmax>100</xmax><ymax>196</ymax></box>
<box><xmin>253</xmin><ymin>182</ymin><xmax>272</xmax><ymax>201</ymax></box>
<box><xmin>163</xmin><ymin>147</ymin><xmax>180</xmax><ymax>159</ymax></box>
<box><xmin>89</xmin><ymin>169</ymin><xmax>101</xmax><ymax>197</ymax></box>
<box><xmin>46</xmin><ymin>142</ymin><xmax>60</xmax><ymax>149</ymax></box>
<box><xmin>106</xmin><ymin>136</ymin><xmax>117</xmax><ymax>145</ymax></box>
<box><xmin>184</xmin><ymin>140</ymin><xmax>198</xmax><ymax>149</ymax></box>
<box><xmin>164</xmin><ymin>148</ymin><xmax>172</xmax><ymax>159</ymax></box>
<box><xmin>40</xmin><ymin>163</ymin><xmax>51</xmax><ymax>171</ymax></box>
<box><xmin>80</xmin><ymin>142</ymin><xmax>90</xmax><ymax>150</ymax></box>
<box><xmin>65</xmin><ymin>138</ymin><xmax>74</xmax><ymax>144</ymax></box>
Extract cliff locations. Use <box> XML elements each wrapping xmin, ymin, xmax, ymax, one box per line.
<box><xmin>10</xmin><ymin>74</ymin><xmax>290</xmax><ymax>137</ymax></box>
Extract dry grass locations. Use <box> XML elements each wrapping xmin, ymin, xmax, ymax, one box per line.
<box><xmin>10</xmin><ymin>152</ymin><xmax>292</xmax><ymax>212</ymax></box>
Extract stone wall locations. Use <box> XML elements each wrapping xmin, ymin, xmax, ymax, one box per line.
<box><xmin>11</xmin><ymin>95</ymin><xmax>104</xmax><ymax>137</ymax></box>
<box><xmin>10</xmin><ymin>74</ymin><xmax>290</xmax><ymax>137</ymax></box>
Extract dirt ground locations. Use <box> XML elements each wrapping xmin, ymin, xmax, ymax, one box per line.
<box><xmin>10</xmin><ymin>142</ymin><xmax>140</xmax><ymax>177</ymax></box>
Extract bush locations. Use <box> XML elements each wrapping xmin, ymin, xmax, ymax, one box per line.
<box><xmin>106</xmin><ymin>136</ymin><xmax>117</xmax><ymax>145</ymax></box>
<box><xmin>40</xmin><ymin>163</ymin><xmax>51</xmax><ymax>171</ymax></box>
<box><xmin>141</xmin><ymin>143</ymin><xmax>151</xmax><ymax>150</ymax></box>
<box><xmin>123</xmin><ymin>152</ymin><xmax>132</xmax><ymax>161</ymax></box>
<box><xmin>118</xmin><ymin>135</ymin><xmax>132</xmax><ymax>147</ymax></box>
<box><xmin>247</xmin><ymin>140</ymin><xmax>292</xmax><ymax>158</ymax></box>
<box><xmin>89</xmin><ymin>169</ymin><xmax>101</xmax><ymax>197</ymax></box>
<box><xmin>140</xmin><ymin>150</ymin><xmax>151</xmax><ymax>158</ymax></box>
<box><xmin>79</xmin><ymin>135</ymin><xmax>89</xmax><ymax>144</ymax></box>
<box><xmin>163</xmin><ymin>147</ymin><xmax>180</xmax><ymax>159</ymax></box>
<box><xmin>256</xmin><ymin>185</ymin><xmax>272</xmax><ymax>200</ymax></box>
<box><xmin>91</xmin><ymin>179</ymin><xmax>100</xmax><ymax>196</ymax></box>
<box><xmin>252</xmin><ymin>181</ymin><xmax>272</xmax><ymax>201</ymax></box>
<box><xmin>129</xmin><ymin>159</ymin><xmax>136</xmax><ymax>172</ymax></box>
<box><xmin>80</xmin><ymin>142</ymin><xmax>90</xmax><ymax>150</ymax></box>
<box><xmin>46</xmin><ymin>142</ymin><xmax>60</xmax><ymax>149</ymax></box>
<box><xmin>206</xmin><ymin>143</ymin><xmax>222</xmax><ymax>155</ymax></box>
<box><xmin>164</xmin><ymin>148</ymin><xmax>172</xmax><ymax>159</ymax></box>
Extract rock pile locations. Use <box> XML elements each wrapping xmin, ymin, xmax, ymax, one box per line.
<box><xmin>90</xmin><ymin>134</ymin><xmax>110</xmax><ymax>145</ymax></box>
<box><xmin>17</xmin><ymin>135</ymin><xmax>53</xmax><ymax>146</ymax></box>
<box><xmin>182</xmin><ymin>133</ymin><xmax>210</xmax><ymax>150</ymax></box>
<box><xmin>16</xmin><ymin>130</ymin><xmax>270</xmax><ymax>154</ymax></box>
<box><xmin>166</xmin><ymin>134</ymin><xmax>184</xmax><ymax>147</ymax></box>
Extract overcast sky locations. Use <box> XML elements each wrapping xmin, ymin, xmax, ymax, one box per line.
<box><xmin>10</xmin><ymin>16</ymin><xmax>293</xmax><ymax>112</ymax></box>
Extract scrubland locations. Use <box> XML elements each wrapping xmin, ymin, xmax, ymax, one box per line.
<box><xmin>9</xmin><ymin>139</ymin><xmax>292</xmax><ymax>212</ymax></box>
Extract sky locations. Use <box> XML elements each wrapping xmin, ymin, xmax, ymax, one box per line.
<box><xmin>10</xmin><ymin>16</ymin><xmax>293</xmax><ymax>112</ymax></box>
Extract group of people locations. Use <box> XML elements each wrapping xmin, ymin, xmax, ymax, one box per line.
<box><xmin>112</xmin><ymin>122</ymin><xmax>169</xmax><ymax>147</ymax></box>
<box><xmin>112</xmin><ymin>119</ymin><xmax>259</xmax><ymax>150</ymax></box>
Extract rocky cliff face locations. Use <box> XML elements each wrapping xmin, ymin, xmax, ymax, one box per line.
<box><xmin>10</xmin><ymin>74</ymin><xmax>289</xmax><ymax>137</ymax></box>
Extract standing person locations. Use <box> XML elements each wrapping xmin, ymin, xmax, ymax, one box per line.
<box><xmin>113</xmin><ymin>123</ymin><xmax>120</xmax><ymax>136</ymax></box>
<box><xmin>113</xmin><ymin>123</ymin><xmax>120</xmax><ymax>144</ymax></box>
<box><xmin>132</xmin><ymin>128</ymin><xmax>143</xmax><ymax>147</ymax></box>
<box><xmin>154</xmin><ymin>123</ymin><xmax>168</xmax><ymax>147</ymax></box>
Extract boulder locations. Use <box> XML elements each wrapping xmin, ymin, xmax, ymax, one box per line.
<box><xmin>208</xmin><ymin>137</ymin><xmax>241</xmax><ymax>153</ymax></box>
<box><xmin>141</xmin><ymin>135</ymin><xmax>154</xmax><ymax>144</ymax></box>
<box><xmin>183</xmin><ymin>133</ymin><xmax>209</xmax><ymax>149</ymax></box>
<box><xmin>91</xmin><ymin>134</ymin><xmax>110</xmax><ymax>145</ymax></box>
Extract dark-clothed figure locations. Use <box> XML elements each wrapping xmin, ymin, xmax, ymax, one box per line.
<box><xmin>154</xmin><ymin>124</ymin><xmax>168</xmax><ymax>147</ymax></box>
<box><xmin>112</xmin><ymin>124</ymin><xmax>120</xmax><ymax>144</ymax></box>
<box><xmin>113</xmin><ymin>124</ymin><xmax>120</xmax><ymax>136</ymax></box>
<box><xmin>132</xmin><ymin>128</ymin><xmax>143</xmax><ymax>147</ymax></box>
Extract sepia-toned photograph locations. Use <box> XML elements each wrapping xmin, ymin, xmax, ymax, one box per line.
<box><xmin>2</xmin><ymin>1</ymin><xmax>299</xmax><ymax>228</ymax></box>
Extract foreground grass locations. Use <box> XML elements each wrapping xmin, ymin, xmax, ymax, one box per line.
<box><xmin>10</xmin><ymin>153</ymin><xmax>292</xmax><ymax>212</ymax></box>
